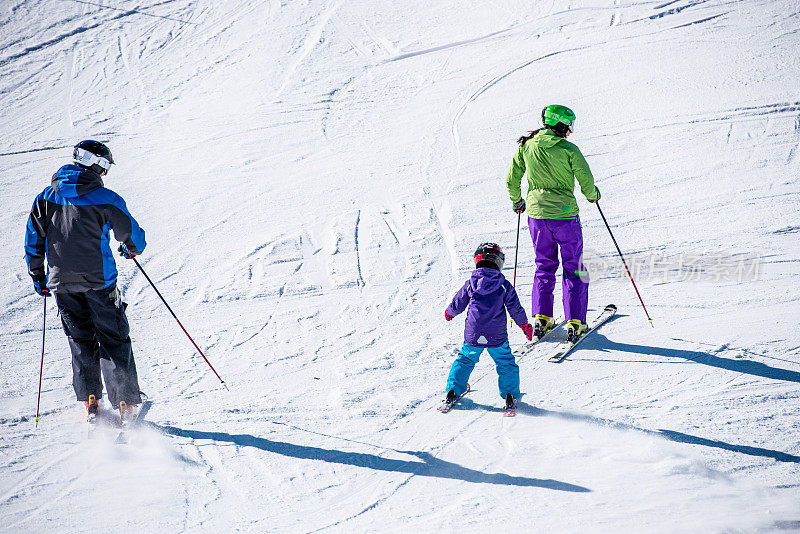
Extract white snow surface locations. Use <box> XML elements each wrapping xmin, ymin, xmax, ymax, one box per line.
<box><xmin>1</xmin><ymin>0</ymin><xmax>799</xmax><ymax>532</ymax></box>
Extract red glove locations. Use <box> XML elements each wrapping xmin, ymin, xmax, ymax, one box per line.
<box><xmin>519</xmin><ymin>322</ymin><xmax>533</xmax><ymax>341</ymax></box>
<box><xmin>445</xmin><ymin>310</ymin><xmax>454</xmax><ymax>321</ymax></box>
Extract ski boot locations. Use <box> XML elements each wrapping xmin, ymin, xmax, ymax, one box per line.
<box><xmin>533</xmin><ymin>314</ymin><xmax>555</xmax><ymax>339</ymax></box>
<box><xmin>566</xmin><ymin>319</ymin><xmax>588</xmax><ymax>343</ymax></box>
<box><xmin>116</xmin><ymin>401</ymin><xmax>137</xmax><ymax>444</ymax></box>
<box><xmin>119</xmin><ymin>401</ymin><xmax>136</xmax><ymax>427</ymax></box>
<box><xmin>85</xmin><ymin>394</ymin><xmax>99</xmax><ymax>423</ymax></box>
<box><xmin>503</xmin><ymin>394</ymin><xmax>517</xmax><ymax>417</ymax></box>
<box><xmin>438</xmin><ymin>385</ymin><xmax>470</xmax><ymax>413</ymax></box>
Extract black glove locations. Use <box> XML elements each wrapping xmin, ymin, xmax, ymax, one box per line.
<box><xmin>589</xmin><ymin>187</ymin><xmax>601</xmax><ymax>203</ymax></box>
<box><xmin>32</xmin><ymin>275</ymin><xmax>51</xmax><ymax>297</ymax></box>
<box><xmin>118</xmin><ymin>244</ymin><xmax>136</xmax><ymax>259</ymax></box>
<box><xmin>513</xmin><ymin>198</ymin><xmax>526</xmax><ymax>214</ymax></box>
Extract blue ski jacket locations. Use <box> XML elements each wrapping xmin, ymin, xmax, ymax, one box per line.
<box><xmin>25</xmin><ymin>164</ymin><xmax>146</xmax><ymax>293</ymax></box>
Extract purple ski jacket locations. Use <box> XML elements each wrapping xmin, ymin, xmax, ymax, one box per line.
<box><xmin>447</xmin><ymin>268</ymin><xmax>528</xmax><ymax>348</ymax></box>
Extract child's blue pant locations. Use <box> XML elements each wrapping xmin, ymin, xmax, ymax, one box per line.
<box><xmin>446</xmin><ymin>341</ymin><xmax>520</xmax><ymax>399</ymax></box>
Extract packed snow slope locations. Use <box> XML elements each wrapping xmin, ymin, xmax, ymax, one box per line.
<box><xmin>1</xmin><ymin>0</ymin><xmax>799</xmax><ymax>531</ymax></box>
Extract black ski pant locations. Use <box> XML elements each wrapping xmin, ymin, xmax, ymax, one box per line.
<box><xmin>54</xmin><ymin>285</ymin><xmax>142</xmax><ymax>408</ymax></box>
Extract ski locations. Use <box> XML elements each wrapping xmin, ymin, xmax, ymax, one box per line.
<box><xmin>87</xmin><ymin>413</ymin><xmax>99</xmax><ymax>438</ymax></box>
<box><xmin>115</xmin><ymin>397</ymin><xmax>153</xmax><ymax>444</ymax></box>
<box><xmin>548</xmin><ymin>304</ymin><xmax>617</xmax><ymax>363</ymax></box>
<box><xmin>438</xmin><ymin>384</ymin><xmax>471</xmax><ymax>413</ymax></box>
<box><xmin>512</xmin><ymin>319</ymin><xmax>566</xmax><ymax>358</ymax></box>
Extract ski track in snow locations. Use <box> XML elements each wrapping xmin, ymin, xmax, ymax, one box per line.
<box><xmin>451</xmin><ymin>45</ymin><xmax>590</xmax><ymax>170</ymax></box>
<box><xmin>274</xmin><ymin>1</ymin><xmax>342</xmax><ymax>101</ymax></box>
<box><xmin>1</xmin><ymin>0</ymin><xmax>799</xmax><ymax>531</ymax></box>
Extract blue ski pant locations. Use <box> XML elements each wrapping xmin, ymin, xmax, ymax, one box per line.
<box><xmin>446</xmin><ymin>341</ymin><xmax>520</xmax><ymax>399</ymax></box>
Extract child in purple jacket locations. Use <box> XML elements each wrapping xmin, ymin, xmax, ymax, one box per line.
<box><xmin>444</xmin><ymin>243</ymin><xmax>534</xmax><ymax>410</ymax></box>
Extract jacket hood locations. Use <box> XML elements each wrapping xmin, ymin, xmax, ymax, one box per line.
<box><xmin>533</xmin><ymin>129</ymin><xmax>565</xmax><ymax>149</ymax></box>
<box><xmin>469</xmin><ymin>267</ymin><xmax>504</xmax><ymax>295</ymax></box>
<box><xmin>52</xmin><ymin>164</ymin><xmax>104</xmax><ymax>198</ymax></box>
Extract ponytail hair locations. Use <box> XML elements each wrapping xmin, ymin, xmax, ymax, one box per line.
<box><xmin>517</xmin><ymin>123</ymin><xmax>569</xmax><ymax>145</ymax></box>
<box><xmin>517</xmin><ymin>128</ymin><xmax>542</xmax><ymax>145</ymax></box>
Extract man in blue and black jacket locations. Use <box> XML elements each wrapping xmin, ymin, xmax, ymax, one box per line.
<box><xmin>25</xmin><ymin>140</ymin><xmax>146</xmax><ymax>420</ymax></box>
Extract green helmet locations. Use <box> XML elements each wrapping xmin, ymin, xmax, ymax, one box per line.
<box><xmin>541</xmin><ymin>105</ymin><xmax>576</xmax><ymax>132</ymax></box>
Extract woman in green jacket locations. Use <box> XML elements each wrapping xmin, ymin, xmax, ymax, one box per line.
<box><xmin>506</xmin><ymin>105</ymin><xmax>600</xmax><ymax>342</ymax></box>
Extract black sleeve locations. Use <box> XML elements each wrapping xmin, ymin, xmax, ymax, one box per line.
<box><xmin>106</xmin><ymin>202</ymin><xmax>147</xmax><ymax>255</ymax></box>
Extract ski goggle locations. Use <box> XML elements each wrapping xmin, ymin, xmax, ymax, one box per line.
<box><xmin>567</xmin><ymin>119</ymin><xmax>575</xmax><ymax>132</ymax></box>
<box><xmin>74</xmin><ymin>148</ymin><xmax>112</xmax><ymax>171</ymax></box>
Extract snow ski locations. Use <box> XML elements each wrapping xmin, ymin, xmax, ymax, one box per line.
<box><xmin>548</xmin><ymin>304</ymin><xmax>617</xmax><ymax>363</ymax></box>
<box><xmin>513</xmin><ymin>319</ymin><xmax>565</xmax><ymax>358</ymax></box>
<box><xmin>438</xmin><ymin>384</ymin><xmax>471</xmax><ymax>413</ymax></box>
<box><xmin>115</xmin><ymin>397</ymin><xmax>153</xmax><ymax>444</ymax></box>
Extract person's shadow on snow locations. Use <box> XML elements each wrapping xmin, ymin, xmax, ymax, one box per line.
<box><xmin>155</xmin><ymin>424</ymin><xmax>590</xmax><ymax>492</ymax></box>
<box><xmin>511</xmin><ymin>403</ymin><xmax>800</xmax><ymax>464</ymax></box>
<box><xmin>568</xmin><ymin>333</ymin><xmax>800</xmax><ymax>384</ymax></box>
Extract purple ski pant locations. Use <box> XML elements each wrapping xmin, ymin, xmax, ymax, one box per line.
<box><xmin>528</xmin><ymin>216</ymin><xmax>589</xmax><ymax>323</ymax></box>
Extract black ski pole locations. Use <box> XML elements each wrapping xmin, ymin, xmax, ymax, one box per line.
<box><xmin>509</xmin><ymin>212</ymin><xmax>522</xmax><ymax>328</ymax></box>
<box><xmin>34</xmin><ymin>297</ymin><xmax>46</xmax><ymax>426</ymax></box>
<box><xmin>596</xmin><ymin>202</ymin><xmax>654</xmax><ymax>327</ymax></box>
<box><xmin>512</xmin><ymin>211</ymin><xmax>521</xmax><ymax>288</ymax></box>
<box><xmin>132</xmin><ymin>257</ymin><xmax>229</xmax><ymax>390</ymax></box>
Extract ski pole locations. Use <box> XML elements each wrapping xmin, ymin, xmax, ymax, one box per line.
<box><xmin>132</xmin><ymin>257</ymin><xmax>229</xmax><ymax>390</ymax></box>
<box><xmin>595</xmin><ymin>202</ymin><xmax>654</xmax><ymax>327</ymax></box>
<box><xmin>34</xmin><ymin>296</ymin><xmax>46</xmax><ymax>426</ymax></box>
<box><xmin>512</xmin><ymin>211</ymin><xmax>521</xmax><ymax>288</ymax></box>
<box><xmin>509</xmin><ymin>211</ymin><xmax>522</xmax><ymax>328</ymax></box>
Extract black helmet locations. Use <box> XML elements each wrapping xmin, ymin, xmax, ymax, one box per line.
<box><xmin>73</xmin><ymin>140</ymin><xmax>114</xmax><ymax>174</ymax></box>
<box><xmin>474</xmin><ymin>242</ymin><xmax>505</xmax><ymax>270</ymax></box>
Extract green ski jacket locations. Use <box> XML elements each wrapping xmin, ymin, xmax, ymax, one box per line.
<box><xmin>506</xmin><ymin>129</ymin><xmax>598</xmax><ymax>219</ymax></box>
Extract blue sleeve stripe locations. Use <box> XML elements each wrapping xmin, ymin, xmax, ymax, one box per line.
<box><xmin>99</xmin><ymin>222</ymin><xmax>118</xmax><ymax>286</ymax></box>
<box><xmin>130</xmin><ymin>222</ymin><xmax>147</xmax><ymax>251</ymax></box>
<box><xmin>24</xmin><ymin>218</ymin><xmax>41</xmax><ymax>256</ymax></box>
<box><xmin>24</xmin><ymin>194</ymin><xmax>46</xmax><ymax>270</ymax></box>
